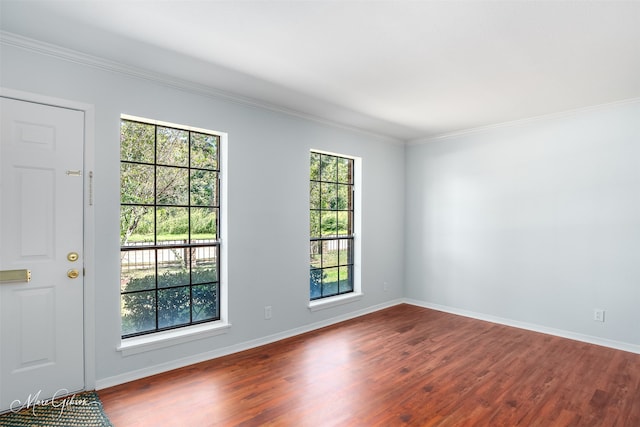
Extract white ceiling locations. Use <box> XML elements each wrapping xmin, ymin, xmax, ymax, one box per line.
<box><xmin>2</xmin><ymin>1</ymin><xmax>639</xmax><ymax>141</ymax></box>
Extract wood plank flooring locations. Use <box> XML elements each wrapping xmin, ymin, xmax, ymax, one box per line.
<box><xmin>99</xmin><ymin>304</ymin><xmax>640</xmax><ymax>426</ymax></box>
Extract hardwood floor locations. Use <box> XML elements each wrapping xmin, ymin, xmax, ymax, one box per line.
<box><xmin>99</xmin><ymin>304</ymin><xmax>640</xmax><ymax>426</ymax></box>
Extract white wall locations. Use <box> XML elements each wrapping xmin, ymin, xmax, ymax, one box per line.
<box><xmin>0</xmin><ymin>40</ymin><xmax>405</xmax><ymax>386</ymax></box>
<box><xmin>405</xmin><ymin>100</ymin><xmax>640</xmax><ymax>349</ymax></box>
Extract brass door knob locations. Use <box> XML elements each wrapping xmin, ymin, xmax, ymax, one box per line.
<box><xmin>67</xmin><ymin>269</ymin><xmax>80</xmax><ymax>279</ymax></box>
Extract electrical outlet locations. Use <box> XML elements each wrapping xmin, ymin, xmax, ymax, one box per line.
<box><xmin>264</xmin><ymin>305</ymin><xmax>272</xmax><ymax>320</ymax></box>
<box><xmin>593</xmin><ymin>309</ymin><xmax>605</xmax><ymax>322</ymax></box>
<box><xmin>383</xmin><ymin>281</ymin><xmax>388</xmax><ymax>291</ymax></box>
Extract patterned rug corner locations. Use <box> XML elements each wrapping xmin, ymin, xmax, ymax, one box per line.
<box><xmin>0</xmin><ymin>391</ymin><xmax>113</xmax><ymax>427</ymax></box>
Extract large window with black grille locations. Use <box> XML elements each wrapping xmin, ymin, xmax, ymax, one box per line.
<box><xmin>309</xmin><ymin>151</ymin><xmax>354</xmax><ymax>300</ymax></box>
<box><xmin>120</xmin><ymin>117</ymin><xmax>220</xmax><ymax>338</ymax></box>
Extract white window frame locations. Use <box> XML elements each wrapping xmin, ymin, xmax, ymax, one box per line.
<box><xmin>118</xmin><ymin>114</ymin><xmax>229</xmax><ymax>355</ymax></box>
<box><xmin>308</xmin><ymin>150</ymin><xmax>362</xmax><ymax>311</ymax></box>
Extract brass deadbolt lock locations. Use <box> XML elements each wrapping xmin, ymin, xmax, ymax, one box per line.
<box><xmin>67</xmin><ymin>252</ymin><xmax>79</xmax><ymax>262</ymax></box>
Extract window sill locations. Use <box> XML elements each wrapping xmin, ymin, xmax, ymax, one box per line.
<box><xmin>308</xmin><ymin>292</ymin><xmax>363</xmax><ymax>312</ymax></box>
<box><xmin>117</xmin><ymin>321</ymin><xmax>231</xmax><ymax>357</ymax></box>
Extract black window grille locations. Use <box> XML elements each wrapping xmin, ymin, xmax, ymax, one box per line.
<box><xmin>120</xmin><ymin>118</ymin><xmax>220</xmax><ymax>338</ymax></box>
<box><xmin>309</xmin><ymin>152</ymin><xmax>354</xmax><ymax>300</ymax></box>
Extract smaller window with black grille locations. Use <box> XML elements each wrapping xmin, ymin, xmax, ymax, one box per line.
<box><xmin>309</xmin><ymin>151</ymin><xmax>354</xmax><ymax>300</ymax></box>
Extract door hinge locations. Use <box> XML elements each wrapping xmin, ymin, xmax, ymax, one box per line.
<box><xmin>88</xmin><ymin>171</ymin><xmax>94</xmax><ymax>206</ymax></box>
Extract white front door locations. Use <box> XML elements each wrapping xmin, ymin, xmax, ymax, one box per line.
<box><xmin>0</xmin><ymin>97</ymin><xmax>85</xmax><ymax>412</ymax></box>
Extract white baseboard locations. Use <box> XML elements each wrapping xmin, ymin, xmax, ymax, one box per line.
<box><xmin>96</xmin><ymin>298</ymin><xmax>404</xmax><ymax>390</ymax></box>
<box><xmin>404</xmin><ymin>298</ymin><xmax>640</xmax><ymax>355</ymax></box>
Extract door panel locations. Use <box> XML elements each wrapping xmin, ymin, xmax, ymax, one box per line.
<box><xmin>16</xmin><ymin>287</ymin><xmax>55</xmax><ymax>369</ymax></box>
<box><xmin>18</xmin><ymin>167</ymin><xmax>55</xmax><ymax>257</ymax></box>
<box><xmin>0</xmin><ymin>97</ymin><xmax>85</xmax><ymax>412</ymax></box>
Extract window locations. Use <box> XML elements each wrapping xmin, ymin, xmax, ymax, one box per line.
<box><xmin>120</xmin><ymin>117</ymin><xmax>221</xmax><ymax>338</ymax></box>
<box><xmin>309</xmin><ymin>151</ymin><xmax>355</xmax><ymax>300</ymax></box>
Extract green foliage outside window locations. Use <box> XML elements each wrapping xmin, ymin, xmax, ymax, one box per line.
<box><xmin>120</xmin><ymin>117</ymin><xmax>220</xmax><ymax>337</ymax></box>
<box><xmin>121</xmin><ymin>269</ymin><xmax>218</xmax><ymax>336</ymax></box>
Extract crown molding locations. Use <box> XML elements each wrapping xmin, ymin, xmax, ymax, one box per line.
<box><xmin>0</xmin><ymin>30</ymin><xmax>403</xmax><ymax>144</ymax></box>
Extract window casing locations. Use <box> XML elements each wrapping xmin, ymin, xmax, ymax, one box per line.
<box><xmin>309</xmin><ymin>152</ymin><xmax>355</xmax><ymax>300</ymax></box>
<box><xmin>120</xmin><ymin>117</ymin><xmax>221</xmax><ymax>338</ymax></box>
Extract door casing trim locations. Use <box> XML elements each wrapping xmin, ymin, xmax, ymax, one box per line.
<box><xmin>0</xmin><ymin>87</ymin><xmax>96</xmax><ymax>391</ymax></box>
